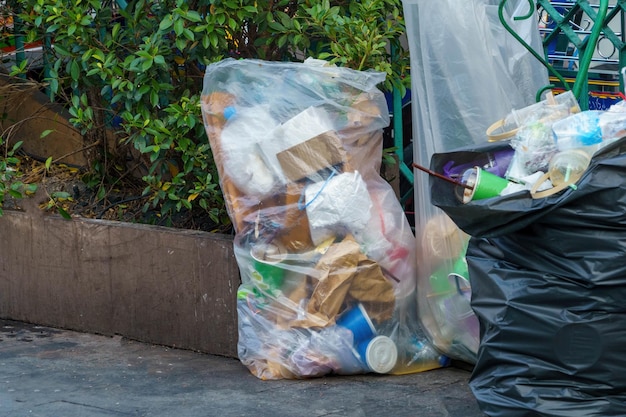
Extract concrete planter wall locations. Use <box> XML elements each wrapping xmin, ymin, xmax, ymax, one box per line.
<box><xmin>0</xmin><ymin>209</ymin><xmax>240</xmax><ymax>357</ymax></box>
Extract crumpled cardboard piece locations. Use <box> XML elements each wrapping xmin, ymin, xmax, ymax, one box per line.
<box><xmin>275</xmin><ymin>182</ymin><xmax>314</xmax><ymax>252</ymax></box>
<box><xmin>276</xmin><ymin>130</ymin><xmax>349</xmax><ymax>183</ymax></box>
<box><xmin>290</xmin><ymin>235</ymin><xmax>395</xmax><ymax>328</ymax></box>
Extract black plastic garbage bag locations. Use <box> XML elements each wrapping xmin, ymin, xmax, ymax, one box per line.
<box><xmin>430</xmin><ymin>138</ymin><xmax>626</xmax><ymax>417</ymax></box>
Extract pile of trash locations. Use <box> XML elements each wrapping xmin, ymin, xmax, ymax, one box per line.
<box><xmin>201</xmin><ymin>58</ymin><xmax>447</xmax><ymax>380</ymax></box>
<box><xmin>429</xmin><ymin>91</ymin><xmax>626</xmax><ymax>416</ymax></box>
<box><xmin>410</xmin><ymin>90</ymin><xmax>626</xmax><ymax>367</ymax></box>
<box><xmin>445</xmin><ymin>90</ymin><xmax>626</xmax><ymax>205</ymax></box>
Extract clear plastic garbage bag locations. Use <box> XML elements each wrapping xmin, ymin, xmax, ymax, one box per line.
<box><xmin>201</xmin><ymin>58</ymin><xmax>445</xmax><ymax>379</ymax></box>
<box><xmin>402</xmin><ymin>0</ymin><xmax>548</xmax><ymax>363</ymax></box>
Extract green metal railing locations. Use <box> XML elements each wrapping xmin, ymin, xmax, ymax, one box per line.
<box><xmin>499</xmin><ymin>0</ymin><xmax>623</xmax><ymax>108</ymax></box>
<box><xmin>391</xmin><ymin>43</ymin><xmax>414</xmax><ymax>207</ymax></box>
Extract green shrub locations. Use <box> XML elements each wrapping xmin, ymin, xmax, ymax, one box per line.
<box><xmin>0</xmin><ymin>139</ymin><xmax>37</xmax><ymax>216</ymax></box>
<box><xmin>9</xmin><ymin>0</ymin><xmax>409</xmax><ymax>231</ymax></box>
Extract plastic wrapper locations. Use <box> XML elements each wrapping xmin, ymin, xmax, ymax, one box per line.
<box><xmin>487</xmin><ymin>90</ymin><xmax>580</xmax><ymax>142</ymax></box>
<box><xmin>201</xmin><ymin>58</ymin><xmax>442</xmax><ymax>379</ymax></box>
<box><xmin>552</xmin><ymin>110</ymin><xmax>604</xmax><ymax>151</ymax></box>
<box><xmin>504</xmin><ymin>92</ymin><xmax>579</xmax><ymax>180</ymax></box>
<box><xmin>402</xmin><ymin>0</ymin><xmax>548</xmax><ymax>364</ymax></box>
<box><xmin>430</xmin><ymin>138</ymin><xmax>626</xmax><ymax>416</ymax></box>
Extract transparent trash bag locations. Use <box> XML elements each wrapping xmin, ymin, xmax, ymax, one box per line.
<box><xmin>201</xmin><ymin>58</ymin><xmax>444</xmax><ymax>379</ymax></box>
<box><xmin>403</xmin><ymin>0</ymin><xmax>548</xmax><ymax>364</ymax></box>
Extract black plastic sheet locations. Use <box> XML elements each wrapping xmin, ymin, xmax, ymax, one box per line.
<box><xmin>430</xmin><ymin>138</ymin><xmax>626</xmax><ymax>416</ymax></box>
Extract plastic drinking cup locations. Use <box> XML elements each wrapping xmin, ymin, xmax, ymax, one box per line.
<box><xmin>336</xmin><ymin>303</ymin><xmax>377</xmax><ymax>344</ymax></box>
<box><xmin>459</xmin><ymin>167</ymin><xmax>511</xmax><ymax>203</ymax></box>
<box><xmin>356</xmin><ymin>335</ymin><xmax>398</xmax><ymax>374</ymax></box>
<box><xmin>250</xmin><ymin>242</ymin><xmax>286</xmax><ymax>292</ymax></box>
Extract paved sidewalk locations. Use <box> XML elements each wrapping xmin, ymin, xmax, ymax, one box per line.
<box><xmin>1</xmin><ymin>319</ymin><xmax>485</xmax><ymax>417</ymax></box>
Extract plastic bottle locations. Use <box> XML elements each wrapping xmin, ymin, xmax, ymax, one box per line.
<box><xmin>392</xmin><ymin>337</ymin><xmax>451</xmax><ymax>375</ymax></box>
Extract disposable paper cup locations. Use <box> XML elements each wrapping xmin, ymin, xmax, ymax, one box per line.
<box><xmin>357</xmin><ymin>335</ymin><xmax>398</xmax><ymax>374</ymax></box>
<box><xmin>460</xmin><ymin>167</ymin><xmax>510</xmax><ymax>203</ymax></box>
<box><xmin>449</xmin><ymin>255</ymin><xmax>469</xmax><ymax>290</ymax></box>
<box><xmin>429</xmin><ymin>254</ymin><xmax>468</xmax><ymax>296</ymax></box>
<box><xmin>429</xmin><ymin>267</ymin><xmax>455</xmax><ymax>296</ymax></box>
<box><xmin>250</xmin><ymin>243</ymin><xmax>287</xmax><ymax>292</ymax></box>
<box><xmin>336</xmin><ymin>303</ymin><xmax>377</xmax><ymax>344</ymax></box>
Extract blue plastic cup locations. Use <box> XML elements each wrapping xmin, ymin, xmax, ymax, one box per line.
<box><xmin>336</xmin><ymin>303</ymin><xmax>377</xmax><ymax>345</ymax></box>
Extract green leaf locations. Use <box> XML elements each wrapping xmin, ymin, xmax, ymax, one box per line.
<box><xmin>52</xmin><ymin>191</ymin><xmax>71</xmax><ymax>200</ymax></box>
<box><xmin>136</xmin><ymin>50</ymin><xmax>153</xmax><ymax>59</ymax></box>
<box><xmin>209</xmin><ymin>32</ymin><xmax>218</xmax><ymax>48</ymax></box>
<box><xmin>45</xmin><ymin>156</ymin><xmax>53</xmax><ymax>171</ymax></box>
<box><xmin>82</xmin><ymin>49</ymin><xmax>94</xmax><ymax>61</ymax></box>
<box><xmin>185</xmin><ymin>10</ymin><xmax>202</xmax><ymax>23</ymax></box>
<box><xmin>97</xmin><ymin>186</ymin><xmax>106</xmax><ymax>200</ymax></box>
<box><xmin>159</xmin><ymin>16</ymin><xmax>174</xmax><ymax>31</ymax></box>
<box><xmin>8</xmin><ymin>189</ymin><xmax>22</xmax><ymax>199</ymax></box>
<box><xmin>11</xmin><ymin>141</ymin><xmax>23</xmax><ymax>153</ymax></box>
<box><xmin>176</xmin><ymin>38</ymin><xmax>187</xmax><ymax>51</ymax></box>
<box><xmin>52</xmin><ymin>44</ymin><xmax>69</xmax><ymax>56</ymax></box>
<box><xmin>112</xmin><ymin>22</ymin><xmax>121</xmax><ymax>40</ymax></box>
<box><xmin>150</xmin><ymin>91</ymin><xmax>159</xmax><ymax>107</ymax></box>
<box><xmin>183</xmin><ymin>28</ymin><xmax>194</xmax><ymax>41</ymax></box>
<box><xmin>70</xmin><ymin>60</ymin><xmax>80</xmax><ymax>81</ymax></box>
<box><xmin>57</xmin><ymin>207</ymin><xmax>72</xmax><ymax>220</ymax></box>
<box><xmin>174</xmin><ymin>18</ymin><xmax>184</xmax><ymax>36</ymax></box>
<box><xmin>40</xmin><ymin>130</ymin><xmax>54</xmax><ymax>138</ymax></box>
<box><xmin>141</xmin><ymin>58</ymin><xmax>154</xmax><ymax>72</ymax></box>
<box><xmin>268</xmin><ymin>20</ymin><xmax>286</xmax><ymax>31</ymax></box>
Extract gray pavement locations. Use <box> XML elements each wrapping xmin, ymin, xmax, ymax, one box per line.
<box><xmin>0</xmin><ymin>319</ymin><xmax>485</xmax><ymax>417</ymax></box>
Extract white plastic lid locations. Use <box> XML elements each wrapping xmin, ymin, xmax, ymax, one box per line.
<box><xmin>364</xmin><ymin>336</ymin><xmax>398</xmax><ymax>374</ymax></box>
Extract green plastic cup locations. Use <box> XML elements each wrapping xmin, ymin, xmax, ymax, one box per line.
<box><xmin>429</xmin><ymin>253</ymin><xmax>469</xmax><ymax>296</ymax></box>
<box><xmin>250</xmin><ymin>243</ymin><xmax>286</xmax><ymax>293</ymax></box>
<box><xmin>429</xmin><ymin>267</ymin><xmax>455</xmax><ymax>295</ymax></box>
<box><xmin>461</xmin><ymin>167</ymin><xmax>510</xmax><ymax>203</ymax></box>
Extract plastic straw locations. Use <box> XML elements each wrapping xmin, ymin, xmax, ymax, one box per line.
<box><xmin>412</xmin><ymin>163</ymin><xmax>474</xmax><ymax>190</ymax></box>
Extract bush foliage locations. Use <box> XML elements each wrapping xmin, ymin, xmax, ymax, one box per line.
<box><xmin>4</xmin><ymin>0</ymin><xmax>409</xmax><ymax>231</ymax></box>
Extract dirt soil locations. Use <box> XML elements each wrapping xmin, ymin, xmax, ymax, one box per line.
<box><xmin>8</xmin><ymin>155</ymin><xmax>233</xmax><ymax>234</ymax></box>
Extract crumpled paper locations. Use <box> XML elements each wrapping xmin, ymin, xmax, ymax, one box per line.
<box><xmin>290</xmin><ymin>235</ymin><xmax>395</xmax><ymax>328</ymax></box>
